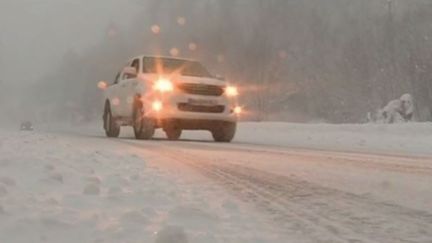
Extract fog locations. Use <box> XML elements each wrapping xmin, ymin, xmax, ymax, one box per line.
<box><xmin>0</xmin><ymin>0</ymin><xmax>141</xmax><ymax>124</ymax></box>
<box><xmin>0</xmin><ymin>1</ymin><xmax>137</xmax><ymax>80</ymax></box>
<box><xmin>1</xmin><ymin>0</ymin><xmax>432</xmax><ymax>125</ymax></box>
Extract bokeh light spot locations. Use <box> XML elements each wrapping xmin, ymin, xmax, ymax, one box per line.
<box><xmin>112</xmin><ymin>98</ymin><xmax>120</xmax><ymax>106</ymax></box>
<box><xmin>188</xmin><ymin>42</ymin><xmax>197</xmax><ymax>51</ymax></box>
<box><xmin>279</xmin><ymin>50</ymin><xmax>288</xmax><ymax>59</ymax></box>
<box><xmin>177</xmin><ymin>17</ymin><xmax>186</xmax><ymax>26</ymax></box>
<box><xmin>170</xmin><ymin>48</ymin><xmax>180</xmax><ymax>57</ymax></box>
<box><xmin>107</xmin><ymin>28</ymin><xmax>117</xmax><ymax>38</ymax></box>
<box><xmin>151</xmin><ymin>25</ymin><xmax>161</xmax><ymax>34</ymax></box>
<box><xmin>97</xmin><ymin>81</ymin><xmax>108</xmax><ymax>90</ymax></box>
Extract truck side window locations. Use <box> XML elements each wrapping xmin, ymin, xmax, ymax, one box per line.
<box><xmin>122</xmin><ymin>59</ymin><xmax>140</xmax><ymax>80</ymax></box>
<box><xmin>131</xmin><ymin>59</ymin><xmax>140</xmax><ymax>73</ymax></box>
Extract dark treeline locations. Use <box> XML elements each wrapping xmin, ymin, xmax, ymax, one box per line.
<box><xmin>25</xmin><ymin>0</ymin><xmax>432</xmax><ymax>123</ymax></box>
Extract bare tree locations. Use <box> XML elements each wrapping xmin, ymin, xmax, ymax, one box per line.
<box><xmin>27</xmin><ymin>0</ymin><xmax>432</xmax><ymax>123</ymax></box>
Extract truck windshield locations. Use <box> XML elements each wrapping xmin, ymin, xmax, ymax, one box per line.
<box><xmin>143</xmin><ymin>57</ymin><xmax>212</xmax><ymax>78</ymax></box>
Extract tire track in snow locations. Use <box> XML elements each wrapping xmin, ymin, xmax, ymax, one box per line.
<box><xmin>123</xmin><ymin>141</ymin><xmax>432</xmax><ymax>243</ymax></box>
<box><xmin>56</xmin><ymin>130</ymin><xmax>432</xmax><ymax>176</ymax></box>
<box><xmin>162</xmin><ymin>141</ymin><xmax>432</xmax><ymax>176</ymax></box>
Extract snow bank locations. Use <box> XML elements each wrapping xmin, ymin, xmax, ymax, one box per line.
<box><xmin>235</xmin><ymin>122</ymin><xmax>432</xmax><ymax>156</ymax></box>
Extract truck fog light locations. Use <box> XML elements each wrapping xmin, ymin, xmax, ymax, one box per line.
<box><xmin>152</xmin><ymin>101</ymin><xmax>163</xmax><ymax>111</ymax></box>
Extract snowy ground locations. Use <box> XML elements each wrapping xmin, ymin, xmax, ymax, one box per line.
<box><xmin>0</xmin><ymin>130</ymin><xmax>283</xmax><ymax>243</ymax></box>
<box><xmin>1</xmin><ymin>122</ymin><xmax>432</xmax><ymax>243</ymax></box>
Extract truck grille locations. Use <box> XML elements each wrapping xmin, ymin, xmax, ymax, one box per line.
<box><xmin>178</xmin><ymin>103</ymin><xmax>225</xmax><ymax>113</ymax></box>
<box><xmin>177</xmin><ymin>83</ymin><xmax>224</xmax><ymax>96</ymax></box>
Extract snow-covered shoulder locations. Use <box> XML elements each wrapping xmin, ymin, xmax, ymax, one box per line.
<box><xmin>235</xmin><ymin>122</ymin><xmax>432</xmax><ymax>157</ymax></box>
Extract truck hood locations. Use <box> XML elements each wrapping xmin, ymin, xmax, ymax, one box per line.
<box><xmin>143</xmin><ymin>74</ymin><xmax>227</xmax><ymax>87</ymax></box>
<box><xmin>175</xmin><ymin>76</ymin><xmax>227</xmax><ymax>87</ymax></box>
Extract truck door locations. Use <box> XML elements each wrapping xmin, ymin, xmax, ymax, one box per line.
<box><xmin>118</xmin><ymin>58</ymin><xmax>140</xmax><ymax>117</ymax></box>
<box><xmin>107</xmin><ymin>72</ymin><xmax>122</xmax><ymax>117</ymax></box>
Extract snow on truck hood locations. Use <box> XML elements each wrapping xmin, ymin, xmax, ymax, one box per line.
<box><xmin>174</xmin><ymin>76</ymin><xmax>227</xmax><ymax>86</ymax></box>
<box><xmin>142</xmin><ymin>74</ymin><xmax>227</xmax><ymax>87</ymax></box>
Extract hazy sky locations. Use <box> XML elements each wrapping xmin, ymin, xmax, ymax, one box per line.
<box><xmin>0</xmin><ymin>0</ymin><xmax>142</xmax><ymax>84</ymax></box>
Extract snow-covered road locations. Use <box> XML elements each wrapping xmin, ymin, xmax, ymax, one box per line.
<box><xmin>1</xmin><ymin>123</ymin><xmax>432</xmax><ymax>243</ymax></box>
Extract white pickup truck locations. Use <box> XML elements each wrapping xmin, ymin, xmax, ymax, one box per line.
<box><xmin>103</xmin><ymin>56</ymin><xmax>241</xmax><ymax>142</ymax></box>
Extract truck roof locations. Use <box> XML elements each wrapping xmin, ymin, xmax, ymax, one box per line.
<box><xmin>130</xmin><ymin>55</ymin><xmax>198</xmax><ymax>63</ymax></box>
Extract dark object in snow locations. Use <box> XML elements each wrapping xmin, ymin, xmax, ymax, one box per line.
<box><xmin>83</xmin><ymin>183</ymin><xmax>100</xmax><ymax>195</ymax></box>
<box><xmin>155</xmin><ymin>226</ymin><xmax>189</xmax><ymax>243</ymax></box>
<box><xmin>20</xmin><ymin>121</ymin><xmax>34</xmax><ymax>131</ymax></box>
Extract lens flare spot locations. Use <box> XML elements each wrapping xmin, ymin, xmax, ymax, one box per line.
<box><xmin>177</xmin><ymin>17</ymin><xmax>186</xmax><ymax>26</ymax></box>
<box><xmin>170</xmin><ymin>48</ymin><xmax>180</xmax><ymax>57</ymax></box>
<box><xmin>97</xmin><ymin>81</ymin><xmax>108</xmax><ymax>90</ymax></box>
<box><xmin>107</xmin><ymin>28</ymin><xmax>117</xmax><ymax>38</ymax></box>
<box><xmin>279</xmin><ymin>50</ymin><xmax>288</xmax><ymax>59</ymax></box>
<box><xmin>112</xmin><ymin>98</ymin><xmax>120</xmax><ymax>106</ymax></box>
<box><xmin>152</xmin><ymin>101</ymin><xmax>163</xmax><ymax>111</ymax></box>
<box><xmin>151</xmin><ymin>25</ymin><xmax>161</xmax><ymax>34</ymax></box>
<box><xmin>188</xmin><ymin>42</ymin><xmax>197</xmax><ymax>51</ymax></box>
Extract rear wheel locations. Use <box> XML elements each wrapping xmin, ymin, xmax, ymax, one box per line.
<box><xmin>212</xmin><ymin>122</ymin><xmax>236</xmax><ymax>143</ymax></box>
<box><xmin>103</xmin><ymin>103</ymin><xmax>120</xmax><ymax>138</ymax></box>
<box><xmin>133</xmin><ymin>103</ymin><xmax>155</xmax><ymax>140</ymax></box>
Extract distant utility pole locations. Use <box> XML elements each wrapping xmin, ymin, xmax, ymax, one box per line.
<box><xmin>387</xmin><ymin>0</ymin><xmax>393</xmax><ymax>15</ymax></box>
<box><xmin>387</xmin><ymin>0</ymin><xmax>395</xmax><ymax>59</ymax></box>
<box><xmin>386</xmin><ymin>0</ymin><xmax>397</xmax><ymax>98</ymax></box>
<box><xmin>0</xmin><ymin>38</ymin><xmax>3</xmax><ymax>85</ymax></box>
<box><xmin>0</xmin><ymin>38</ymin><xmax>3</xmax><ymax>102</ymax></box>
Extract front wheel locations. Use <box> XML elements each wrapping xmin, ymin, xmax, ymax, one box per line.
<box><xmin>103</xmin><ymin>103</ymin><xmax>120</xmax><ymax>138</ymax></box>
<box><xmin>133</xmin><ymin>104</ymin><xmax>155</xmax><ymax>140</ymax></box>
<box><xmin>211</xmin><ymin>122</ymin><xmax>236</xmax><ymax>143</ymax></box>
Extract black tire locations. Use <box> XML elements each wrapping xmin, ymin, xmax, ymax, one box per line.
<box><xmin>103</xmin><ymin>102</ymin><xmax>120</xmax><ymax>138</ymax></box>
<box><xmin>133</xmin><ymin>103</ymin><xmax>155</xmax><ymax>140</ymax></box>
<box><xmin>212</xmin><ymin>122</ymin><xmax>236</xmax><ymax>143</ymax></box>
<box><xmin>165</xmin><ymin>127</ymin><xmax>182</xmax><ymax>141</ymax></box>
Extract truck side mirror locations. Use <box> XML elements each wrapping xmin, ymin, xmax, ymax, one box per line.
<box><xmin>123</xmin><ymin>67</ymin><xmax>138</xmax><ymax>79</ymax></box>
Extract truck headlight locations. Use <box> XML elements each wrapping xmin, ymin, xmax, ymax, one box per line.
<box><xmin>154</xmin><ymin>79</ymin><xmax>174</xmax><ymax>92</ymax></box>
<box><xmin>226</xmin><ymin>86</ymin><xmax>239</xmax><ymax>97</ymax></box>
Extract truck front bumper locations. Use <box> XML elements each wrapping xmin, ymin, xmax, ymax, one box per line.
<box><xmin>144</xmin><ymin>93</ymin><xmax>240</xmax><ymax>128</ymax></box>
